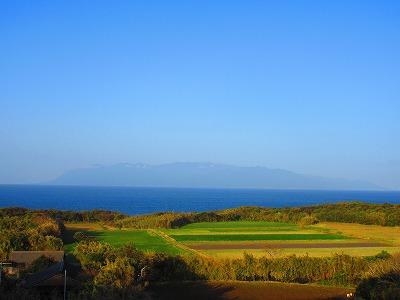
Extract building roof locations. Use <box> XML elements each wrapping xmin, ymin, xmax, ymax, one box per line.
<box><xmin>23</xmin><ymin>261</ymin><xmax>64</xmax><ymax>288</ymax></box>
<box><xmin>24</xmin><ymin>261</ymin><xmax>78</xmax><ymax>288</ymax></box>
<box><xmin>9</xmin><ymin>251</ymin><xmax>64</xmax><ymax>265</ymax></box>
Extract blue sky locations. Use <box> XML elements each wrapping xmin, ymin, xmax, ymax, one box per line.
<box><xmin>1</xmin><ymin>1</ymin><xmax>399</xmax><ymax>189</ymax></box>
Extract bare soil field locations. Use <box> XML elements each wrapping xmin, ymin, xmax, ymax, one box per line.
<box><xmin>149</xmin><ymin>281</ymin><xmax>354</xmax><ymax>300</ymax></box>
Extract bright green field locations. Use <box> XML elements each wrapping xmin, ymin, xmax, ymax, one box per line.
<box><xmin>64</xmin><ymin>221</ymin><xmax>392</xmax><ymax>259</ymax></box>
<box><xmin>166</xmin><ymin>221</ymin><xmax>300</xmax><ymax>233</ymax></box>
<box><xmin>163</xmin><ymin>221</ymin><xmax>393</xmax><ymax>258</ymax></box>
<box><xmin>181</xmin><ymin>221</ymin><xmax>297</xmax><ymax>229</ymax></box>
<box><xmin>64</xmin><ymin>225</ymin><xmax>181</xmax><ymax>255</ymax></box>
<box><xmin>171</xmin><ymin>233</ymin><xmax>348</xmax><ymax>242</ymax></box>
<box><xmin>91</xmin><ymin>230</ymin><xmax>181</xmax><ymax>254</ymax></box>
<box><xmin>166</xmin><ymin>221</ymin><xmax>347</xmax><ymax>242</ymax></box>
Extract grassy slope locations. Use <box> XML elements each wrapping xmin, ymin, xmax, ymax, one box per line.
<box><xmin>64</xmin><ymin>223</ymin><xmax>181</xmax><ymax>255</ymax></box>
<box><xmin>64</xmin><ymin>221</ymin><xmax>397</xmax><ymax>259</ymax></box>
<box><xmin>91</xmin><ymin>230</ymin><xmax>181</xmax><ymax>254</ymax></box>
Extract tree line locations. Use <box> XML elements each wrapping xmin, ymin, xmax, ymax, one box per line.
<box><xmin>2</xmin><ymin>202</ymin><xmax>399</xmax><ymax>229</ymax></box>
<box><xmin>114</xmin><ymin>201</ymin><xmax>400</xmax><ymax>228</ymax></box>
<box><xmin>0</xmin><ymin>213</ymin><xmax>63</xmax><ymax>260</ymax></box>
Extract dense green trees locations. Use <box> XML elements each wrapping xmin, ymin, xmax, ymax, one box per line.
<box><xmin>2</xmin><ymin>202</ymin><xmax>400</xmax><ymax>230</ymax></box>
<box><xmin>0</xmin><ymin>214</ymin><xmax>63</xmax><ymax>260</ymax></box>
<box><xmin>0</xmin><ymin>207</ymin><xmax>125</xmax><ymax>223</ymax></box>
<box><xmin>116</xmin><ymin>212</ymin><xmax>192</xmax><ymax>229</ymax></box>
<box><xmin>112</xmin><ymin>202</ymin><xmax>400</xmax><ymax>229</ymax></box>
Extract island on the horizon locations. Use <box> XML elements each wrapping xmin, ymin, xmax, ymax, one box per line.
<box><xmin>47</xmin><ymin>162</ymin><xmax>382</xmax><ymax>190</ymax></box>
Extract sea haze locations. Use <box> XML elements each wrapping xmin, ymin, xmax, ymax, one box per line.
<box><xmin>0</xmin><ymin>185</ymin><xmax>399</xmax><ymax>215</ymax></box>
<box><xmin>48</xmin><ymin>162</ymin><xmax>381</xmax><ymax>190</ymax></box>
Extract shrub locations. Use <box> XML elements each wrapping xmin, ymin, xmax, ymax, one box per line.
<box><xmin>363</xmin><ymin>253</ymin><xmax>400</xmax><ymax>279</ymax></box>
<box><xmin>74</xmin><ymin>240</ymin><xmax>113</xmax><ymax>273</ymax></box>
<box><xmin>356</xmin><ymin>253</ymin><xmax>400</xmax><ymax>299</ymax></box>
<box><xmin>356</xmin><ymin>272</ymin><xmax>400</xmax><ymax>299</ymax></box>
<box><xmin>94</xmin><ymin>257</ymin><xmax>135</xmax><ymax>289</ymax></box>
<box><xmin>44</xmin><ymin>236</ymin><xmax>63</xmax><ymax>250</ymax></box>
<box><xmin>298</xmin><ymin>215</ymin><xmax>319</xmax><ymax>228</ymax></box>
<box><xmin>73</xmin><ymin>231</ymin><xmax>89</xmax><ymax>242</ymax></box>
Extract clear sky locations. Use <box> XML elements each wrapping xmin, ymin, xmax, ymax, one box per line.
<box><xmin>1</xmin><ymin>1</ymin><xmax>399</xmax><ymax>189</ymax></box>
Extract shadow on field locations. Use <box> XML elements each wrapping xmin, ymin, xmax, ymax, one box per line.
<box><xmin>149</xmin><ymin>281</ymin><xmax>237</xmax><ymax>300</ymax></box>
<box><xmin>149</xmin><ymin>281</ymin><xmax>352</xmax><ymax>300</ymax></box>
<box><xmin>62</xmin><ymin>226</ymin><xmax>99</xmax><ymax>264</ymax></box>
<box><xmin>62</xmin><ymin>227</ymin><xmax>101</xmax><ymax>245</ymax></box>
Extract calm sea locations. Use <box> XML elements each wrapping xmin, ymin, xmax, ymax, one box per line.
<box><xmin>0</xmin><ymin>185</ymin><xmax>399</xmax><ymax>215</ymax></box>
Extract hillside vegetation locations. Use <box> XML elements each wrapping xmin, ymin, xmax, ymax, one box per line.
<box><xmin>3</xmin><ymin>202</ymin><xmax>398</xmax><ymax>228</ymax></box>
<box><xmin>0</xmin><ymin>211</ymin><xmax>64</xmax><ymax>260</ymax></box>
<box><xmin>1</xmin><ymin>202</ymin><xmax>400</xmax><ymax>299</ymax></box>
<box><xmin>118</xmin><ymin>202</ymin><xmax>400</xmax><ymax>228</ymax></box>
<box><xmin>14</xmin><ymin>201</ymin><xmax>396</xmax><ymax>228</ymax></box>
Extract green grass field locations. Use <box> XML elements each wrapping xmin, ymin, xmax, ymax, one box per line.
<box><xmin>167</xmin><ymin>220</ymin><xmax>348</xmax><ymax>242</ymax></box>
<box><xmin>91</xmin><ymin>230</ymin><xmax>181</xmax><ymax>254</ymax></box>
<box><xmin>181</xmin><ymin>221</ymin><xmax>297</xmax><ymax>229</ymax></box>
<box><xmin>64</xmin><ymin>224</ymin><xmax>181</xmax><ymax>255</ymax></box>
<box><xmin>64</xmin><ymin>220</ymin><xmax>397</xmax><ymax>259</ymax></box>
<box><xmin>162</xmin><ymin>220</ymin><xmax>395</xmax><ymax>258</ymax></box>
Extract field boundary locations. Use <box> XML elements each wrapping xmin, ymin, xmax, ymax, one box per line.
<box><xmin>148</xmin><ymin>229</ymin><xmax>210</xmax><ymax>258</ymax></box>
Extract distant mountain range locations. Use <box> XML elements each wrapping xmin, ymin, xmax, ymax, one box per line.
<box><xmin>48</xmin><ymin>162</ymin><xmax>381</xmax><ymax>190</ymax></box>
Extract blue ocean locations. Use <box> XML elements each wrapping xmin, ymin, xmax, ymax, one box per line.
<box><xmin>0</xmin><ymin>185</ymin><xmax>399</xmax><ymax>215</ymax></box>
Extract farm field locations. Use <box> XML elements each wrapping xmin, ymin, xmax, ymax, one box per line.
<box><xmin>164</xmin><ymin>221</ymin><xmax>398</xmax><ymax>258</ymax></box>
<box><xmin>171</xmin><ymin>233</ymin><xmax>348</xmax><ymax>242</ymax></box>
<box><xmin>64</xmin><ymin>220</ymin><xmax>399</xmax><ymax>259</ymax></box>
<box><xmin>64</xmin><ymin>223</ymin><xmax>182</xmax><ymax>255</ymax></box>
<box><xmin>203</xmin><ymin>247</ymin><xmax>399</xmax><ymax>259</ymax></box>
<box><xmin>314</xmin><ymin>222</ymin><xmax>400</xmax><ymax>245</ymax></box>
<box><xmin>150</xmin><ymin>281</ymin><xmax>354</xmax><ymax>300</ymax></box>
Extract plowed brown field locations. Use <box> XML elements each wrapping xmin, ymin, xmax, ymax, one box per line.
<box><xmin>150</xmin><ymin>281</ymin><xmax>354</xmax><ymax>300</ymax></box>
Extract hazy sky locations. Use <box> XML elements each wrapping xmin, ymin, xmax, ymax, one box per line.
<box><xmin>1</xmin><ymin>1</ymin><xmax>399</xmax><ymax>189</ymax></box>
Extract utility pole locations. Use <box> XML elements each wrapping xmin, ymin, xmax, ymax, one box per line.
<box><xmin>63</xmin><ymin>269</ymin><xmax>67</xmax><ymax>300</ymax></box>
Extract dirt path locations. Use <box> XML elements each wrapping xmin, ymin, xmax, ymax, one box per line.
<box><xmin>190</xmin><ymin>241</ymin><xmax>388</xmax><ymax>250</ymax></box>
<box><xmin>148</xmin><ymin>229</ymin><xmax>210</xmax><ymax>258</ymax></box>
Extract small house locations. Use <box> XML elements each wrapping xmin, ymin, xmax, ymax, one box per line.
<box><xmin>6</xmin><ymin>251</ymin><xmax>64</xmax><ymax>276</ymax></box>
